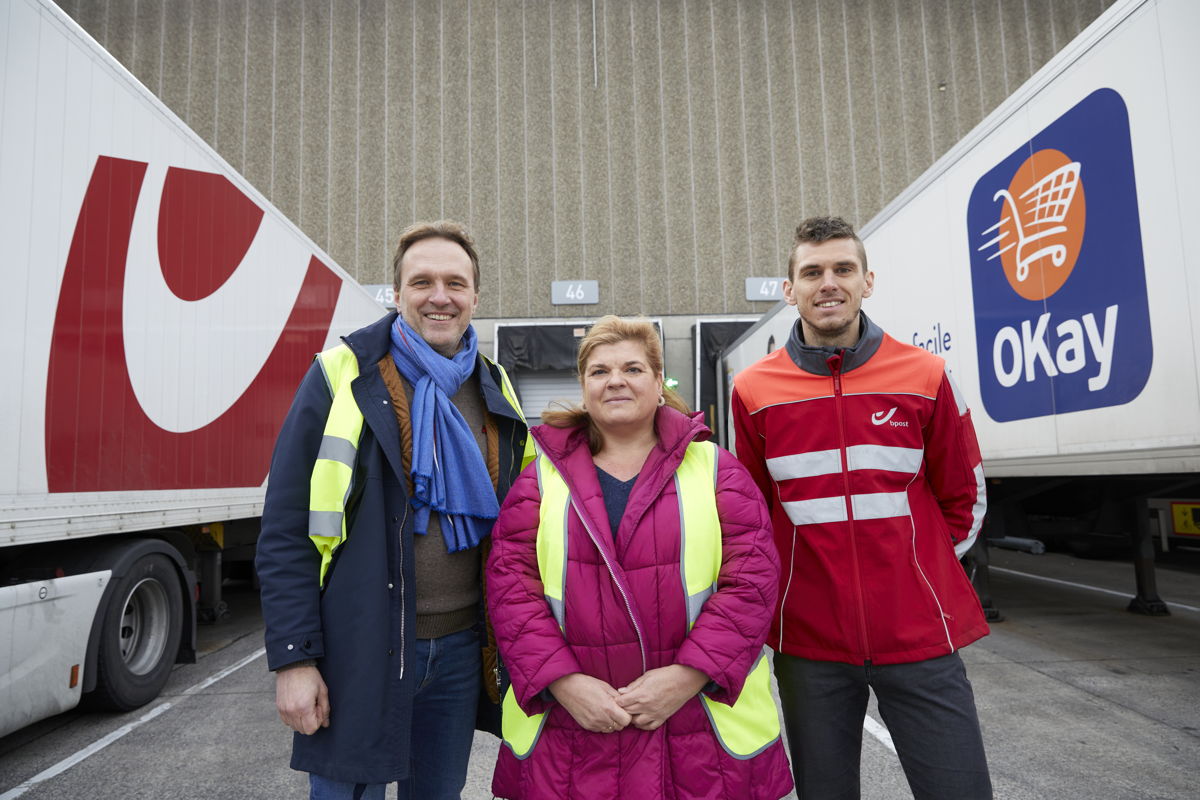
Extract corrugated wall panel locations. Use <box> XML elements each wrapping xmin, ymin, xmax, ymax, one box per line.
<box><xmin>299</xmin><ymin>0</ymin><xmax>330</xmax><ymax>249</ymax></box>
<box><xmin>660</xmin><ymin>0</ymin><xmax>695</xmax><ymax>315</ymax></box>
<box><xmin>385</xmin><ymin>0</ymin><xmax>414</xmax><ymax>271</ymax></box>
<box><xmin>524</xmin><ymin>0</ymin><xmax>558</xmax><ymax>319</ymax></box>
<box><xmin>59</xmin><ymin>0</ymin><xmax>1113</xmax><ymax>317</ymax></box>
<box><xmin>866</xmin><ymin>0</ymin><xmax>906</xmax><ymax>209</ymax></box>
<box><xmin>244</xmin><ymin>0</ymin><xmax>275</xmax><ymax>194</ymax></box>
<box><xmin>106</xmin><ymin>0</ymin><xmax>136</xmax><ymax>70</ymax></box>
<box><xmin>159</xmin><ymin>0</ymin><xmax>192</xmax><ymax>130</ymax></box>
<box><xmin>411</xmin><ymin>0</ymin><xmax>442</xmax><ymax>222</ymax></box>
<box><xmin>132</xmin><ymin>0</ymin><xmax>163</xmax><ymax>97</ymax></box>
<box><xmin>328</xmin><ymin>0</ymin><xmax>359</xmax><ymax>274</ymax></box>
<box><xmin>272</xmin><ymin>0</ymin><xmax>302</xmax><ymax>225</ymax></box>
<box><xmin>630</xmin><ymin>0</ymin><xmax>668</xmax><ymax>312</ymax></box>
<box><xmin>357</xmin><ymin>0</ymin><xmax>387</xmax><ymax>282</ymax></box>
<box><xmin>221</xmin><ymin>1</ymin><xmax>247</xmax><ymax>171</ymax></box>
<box><xmin>188</xmin><ymin>0</ymin><xmax>219</xmax><ymax>149</ymax></box>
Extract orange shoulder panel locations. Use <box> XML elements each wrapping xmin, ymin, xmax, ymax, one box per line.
<box><xmin>733</xmin><ymin>347</ymin><xmax>831</xmax><ymax>413</ymax></box>
<box><xmin>842</xmin><ymin>335</ymin><xmax>944</xmax><ymax>399</ymax></box>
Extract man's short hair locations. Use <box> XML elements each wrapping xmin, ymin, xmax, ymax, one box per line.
<box><xmin>787</xmin><ymin>216</ymin><xmax>868</xmax><ymax>280</ymax></box>
<box><xmin>391</xmin><ymin>220</ymin><xmax>480</xmax><ymax>291</ymax></box>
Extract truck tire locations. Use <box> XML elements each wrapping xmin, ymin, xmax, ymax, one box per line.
<box><xmin>87</xmin><ymin>553</ymin><xmax>184</xmax><ymax>711</ymax></box>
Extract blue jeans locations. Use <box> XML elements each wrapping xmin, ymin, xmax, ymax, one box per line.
<box><xmin>309</xmin><ymin>628</ymin><xmax>481</xmax><ymax>800</ymax></box>
<box><xmin>774</xmin><ymin>651</ymin><xmax>992</xmax><ymax>800</ymax></box>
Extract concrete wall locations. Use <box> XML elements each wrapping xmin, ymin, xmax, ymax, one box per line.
<box><xmin>58</xmin><ymin>0</ymin><xmax>1113</xmax><ymax>321</ymax></box>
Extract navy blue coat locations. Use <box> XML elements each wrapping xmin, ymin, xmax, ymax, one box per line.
<box><xmin>256</xmin><ymin>312</ymin><xmax>528</xmax><ymax>783</ymax></box>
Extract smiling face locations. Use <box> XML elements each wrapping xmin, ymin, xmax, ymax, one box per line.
<box><xmin>784</xmin><ymin>237</ymin><xmax>875</xmax><ymax>348</ymax></box>
<box><xmin>394</xmin><ymin>236</ymin><xmax>480</xmax><ymax>357</ymax></box>
<box><xmin>582</xmin><ymin>339</ymin><xmax>663</xmax><ymax>438</ymax></box>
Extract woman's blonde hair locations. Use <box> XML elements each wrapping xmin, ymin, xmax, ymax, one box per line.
<box><xmin>542</xmin><ymin>315</ymin><xmax>690</xmax><ymax>453</ymax></box>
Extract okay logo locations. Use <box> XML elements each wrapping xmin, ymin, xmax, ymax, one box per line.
<box><xmin>966</xmin><ymin>88</ymin><xmax>1152</xmax><ymax>422</ymax></box>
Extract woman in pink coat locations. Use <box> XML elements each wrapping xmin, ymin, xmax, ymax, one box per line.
<box><xmin>487</xmin><ymin>316</ymin><xmax>793</xmax><ymax>799</ymax></box>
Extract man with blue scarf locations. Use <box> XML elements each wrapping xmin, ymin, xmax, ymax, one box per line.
<box><xmin>257</xmin><ymin>220</ymin><xmax>531</xmax><ymax>799</ymax></box>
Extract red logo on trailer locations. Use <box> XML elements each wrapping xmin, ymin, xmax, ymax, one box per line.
<box><xmin>46</xmin><ymin>156</ymin><xmax>342</xmax><ymax>492</ymax></box>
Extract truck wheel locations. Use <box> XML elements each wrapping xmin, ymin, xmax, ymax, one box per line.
<box><xmin>87</xmin><ymin>553</ymin><xmax>184</xmax><ymax>711</ymax></box>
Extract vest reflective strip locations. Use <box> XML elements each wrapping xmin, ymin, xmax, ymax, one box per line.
<box><xmin>500</xmin><ymin>450</ymin><xmax>569</xmax><ymax>759</ymax></box>
<box><xmin>675</xmin><ymin>442</ymin><xmax>781</xmax><ymax>760</ymax></box>
<box><xmin>535</xmin><ymin>456</ymin><xmax>569</xmax><ymax>630</ymax></box>
<box><xmin>308</xmin><ymin>347</ymin><xmax>525</xmax><ymax>588</ymax></box>
<box><xmin>700</xmin><ymin>651</ymin><xmax>777</xmax><ymax>759</ymax></box>
<box><xmin>492</xmin><ymin>360</ymin><xmax>537</xmax><ymax>470</ymax></box>
<box><xmin>501</xmin><ymin>679</ymin><xmax>551</xmax><ymax>759</ymax></box>
<box><xmin>677</xmin><ymin>442</ymin><xmax>720</xmax><ymax>626</ymax></box>
<box><xmin>501</xmin><ymin>440</ymin><xmax>781</xmax><ymax>760</ymax></box>
<box><xmin>309</xmin><ymin>345</ymin><xmax>363</xmax><ymax>586</ymax></box>
<box><xmin>317</xmin><ymin>435</ymin><xmax>358</xmax><ymax>469</ymax></box>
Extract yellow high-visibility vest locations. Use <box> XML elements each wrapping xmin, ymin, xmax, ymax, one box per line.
<box><xmin>501</xmin><ymin>440</ymin><xmax>781</xmax><ymax>759</ymax></box>
<box><xmin>308</xmin><ymin>342</ymin><xmax>531</xmax><ymax>586</ymax></box>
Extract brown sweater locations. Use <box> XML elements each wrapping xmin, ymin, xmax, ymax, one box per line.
<box><xmin>377</xmin><ymin>356</ymin><xmax>497</xmax><ymax>639</ymax></box>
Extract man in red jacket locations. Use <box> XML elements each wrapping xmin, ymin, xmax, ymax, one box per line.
<box><xmin>732</xmin><ymin>216</ymin><xmax>992</xmax><ymax>799</ymax></box>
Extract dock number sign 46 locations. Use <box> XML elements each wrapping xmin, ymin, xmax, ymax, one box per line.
<box><xmin>966</xmin><ymin>88</ymin><xmax>1152</xmax><ymax>423</ymax></box>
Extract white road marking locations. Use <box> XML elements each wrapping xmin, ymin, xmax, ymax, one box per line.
<box><xmin>0</xmin><ymin>647</ymin><xmax>266</xmax><ymax>800</ymax></box>
<box><xmin>989</xmin><ymin>566</ymin><xmax>1200</xmax><ymax>613</ymax></box>
<box><xmin>863</xmin><ymin>714</ymin><xmax>897</xmax><ymax>753</ymax></box>
<box><xmin>176</xmin><ymin>647</ymin><xmax>267</xmax><ymax>696</ymax></box>
<box><xmin>859</xmin><ymin>561</ymin><xmax>1200</xmax><ymax>757</ymax></box>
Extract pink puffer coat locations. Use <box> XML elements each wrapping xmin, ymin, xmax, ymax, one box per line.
<box><xmin>487</xmin><ymin>407</ymin><xmax>793</xmax><ymax>800</ymax></box>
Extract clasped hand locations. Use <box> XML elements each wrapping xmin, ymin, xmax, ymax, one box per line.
<box><xmin>550</xmin><ymin>665</ymin><xmax>709</xmax><ymax>734</ymax></box>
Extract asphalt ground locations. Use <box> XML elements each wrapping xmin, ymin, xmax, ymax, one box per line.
<box><xmin>2</xmin><ymin>546</ymin><xmax>1198</xmax><ymax>799</ymax></box>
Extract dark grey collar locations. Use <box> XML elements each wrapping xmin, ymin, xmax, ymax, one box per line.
<box><xmin>784</xmin><ymin>312</ymin><xmax>883</xmax><ymax>376</ymax></box>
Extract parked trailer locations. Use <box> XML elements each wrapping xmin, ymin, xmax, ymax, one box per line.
<box><xmin>720</xmin><ymin>0</ymin><xmax>1200</xmax><ymax>610</ymax></box>
<box><xmin>0</xmin><ymin>0</ymin><xmax>383</xmax><ymax>737</ymax></box>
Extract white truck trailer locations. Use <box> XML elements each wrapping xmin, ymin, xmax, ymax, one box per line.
<box><xmin>0</xmin><ymin>0</ymin><xmax>383</xmax><ymax>736</ymax></box>
<box><xmin>720</xmin><ymin>0</ymin><xmax>1200</xmax><ymax>611</ymax></box>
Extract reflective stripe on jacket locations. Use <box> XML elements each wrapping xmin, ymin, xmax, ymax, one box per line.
<box><xmin>258</xmin><ymin>312</ymin><xmax>531</xmax><ymax>783</ymax></box>
<box><xmin>308</xmin><ymin>342</ymin><xmax>530</xmax><ymax>586</ymax></box>
<box><xmin>731</xmin><ymin>314</ymin><xmax>989</xmax><ymax>665</ymax></box>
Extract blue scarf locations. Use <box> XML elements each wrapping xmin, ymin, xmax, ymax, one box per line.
<box><xmin>389</xmin><ymin>315</ymin><xmax>499</xmax><ymax>552</ymax></box>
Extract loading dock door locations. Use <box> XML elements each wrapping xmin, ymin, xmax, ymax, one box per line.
<box><xmin>511</xmin><ymin>369</ymin><xmax>581</xmax><ymax>426</ymax></box>
<box><xmin>694</xmin><ymin>318</ymin><xmax>755</xmax><ymax>448</ymax></box>
<box><xmin>496</xmin><ymin>320</ymin><xmax>661</xmax><ymax>427</ymax></box>
<box><xmin>495</xmin><ymin>323</ymin><xmax>590</xmax><ymax>427</ymax></box>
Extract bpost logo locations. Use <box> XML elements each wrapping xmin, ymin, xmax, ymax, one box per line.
<box><xmin>46</xmin><ymin>157</ymin><xmax>342</xmax><ymax>492</ymax></box>
<box><xmin>967</xmin><ymin>88</ymin><xmax>1152</xmax><ymax>423</ymax></box>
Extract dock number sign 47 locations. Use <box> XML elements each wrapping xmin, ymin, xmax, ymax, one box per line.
<box><xmin>966</xmin><ymin>88</ymin><xmax>1152</xmax><ymax>423</ymax></box>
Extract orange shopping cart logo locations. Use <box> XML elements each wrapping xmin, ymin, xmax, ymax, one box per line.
<box><xmin>977</xmin><ymin>149</ymin><xmax>1086</xmax><ymax>301</ymax></box>
<box><xmin>966</xmin><ymin>88</ymin><xmax>1151</xmax><ymax>422</ymax></box>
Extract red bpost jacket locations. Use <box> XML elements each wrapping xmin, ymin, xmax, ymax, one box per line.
<box><xmin>732</xmin><ymin>314</ymin><xmax>989</xmax><ymax>665</ymax></box>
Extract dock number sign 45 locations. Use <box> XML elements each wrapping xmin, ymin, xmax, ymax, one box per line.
<box><xmin>966</xmin><ymin>88</ymin><xmax>1152</xmax><ymax>423</ymax></box>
